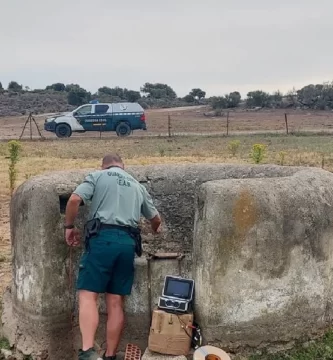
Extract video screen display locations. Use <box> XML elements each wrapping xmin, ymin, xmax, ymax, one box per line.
<box><xmin>164</xmin><ymin>278</ymin><xmax>192</xmax><ymax>299</ymax></box>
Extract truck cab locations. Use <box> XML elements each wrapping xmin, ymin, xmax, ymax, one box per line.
<box><xmin>44</xmin><ymin>102</ymin><xmax>146</xmax><ymax>138</ymax></box>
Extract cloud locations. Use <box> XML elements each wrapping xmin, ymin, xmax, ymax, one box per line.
<box><xmin>1</xmin><ymin>0</ymin><xmax>333</xmax><ymax>97</ymax></box>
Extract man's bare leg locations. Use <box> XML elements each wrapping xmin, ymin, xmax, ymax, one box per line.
<box><xmin>79</xmin><ymin>290</ymin><xmax>99</xmax><ymax>351</ymax></box>
<box><xmin>105</xmin><ymin>294</ymin><xmax>125</xmax><ymax>357</ymax></box>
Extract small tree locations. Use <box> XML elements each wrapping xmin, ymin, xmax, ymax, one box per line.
<box><xmin>140</xmin><ymin>83</ymin><xmax>177</xmax><ymax>99</ymax></box>
<box><xmin>184</xmin><ymin>94</ymin><xmax>195</xmax><ymax>103</ymax></box>
<box><xmin>46</xmin><ymin>83</ymin><xmax>66</xmax><ymax>92</ymax></box>
<box><xmin>8</xmin><ymin>140</ymin><xmax>21</xmax><ymax>195</ymax></box>
<box><xmin>0</xmin><ymin>82</ymin><xmax>3</xmax><ymax>91</ymax></box>
<box><xmin>228</xmin><ymin>140</ymin><xmax>241</xmax><ymax>156</ymax></box>
<box><xmin>8</xmin><ymin>81</ymin><xmax>23</xmax><ymax>92</ymax></box>
<box><xmin>66</xmin><ymin>84</ymin><xmax>91</xmax><ymax>106</ymax></box>
<box><xmin>246</xmin><ymin>91</ymin><xmax>271</xmax><ymax>108</ymax></box>
<box><xmin>210</xmin><ymin>96</ymin><xmax>228</xmax><ymax>109</ymax></box>
<box><xmin>285</xmin><ymin>87</ymin><xmax>298</xmax><ymax>107</ymax></box>
<box><xmin>189</xmin><ymin>88</ymin><xmax>206</xmax><ymax>102</ymax></box>
<box><xmin>270</xmin><ymin>90</ymin><xmax>283</xmax><ymax>108</ymax></box>
<box><xmin>124</xmin><ymin>89</ymin><xmax>141</xmax><ymax>102</ymax></box>
<box><xmin>98</xmin><ymin>86</ymin><xmax>124</xmax><ymax>98</ymax></box>
<box><xmin>250</xmin><ymin>144</ymin><xmax>266</xmax><ymax>164</ymax></box>
<box><xmin>225</xmin><ymin>91</ymin><xmax>241</xmax><ymax>108</ymax></box>
<box><xmin>98</xmin><ymin>86</ymin><xmax>113</xmax><ymax>95</ymax></box>
<box><xmin>297</xmin><ymin>84</ymin><xmax>319</xmax><ymax>108</ymax></box>
<box><xmin>278</xmin><ymin>151</ymin><xmax>287</xmax><ymax>165</ymax></box>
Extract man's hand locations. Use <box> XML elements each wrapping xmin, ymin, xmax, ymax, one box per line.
<box><xmin>65</xmin><ymin>194</ymin><xmax>83</xmax><ymax>247</ymax></box>
<box><xmin>66</xmin><ymin>228</ymin><xmax>81</xmax><ymax>247</ymax></box>
<box><xmin>155</xmin><ymin>223</ymin><xmax>162</xmax><ymax>234</ymax></box>
<box><xmin>150</xmin><ymin>214</ymin><xmax>162</xmax><ymax>234</ymax></box>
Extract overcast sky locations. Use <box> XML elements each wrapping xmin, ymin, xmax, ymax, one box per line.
<box><xmin>0</xmin><ymin>0</ymin><xmax>332</xmax><ymax>97</ymax></box>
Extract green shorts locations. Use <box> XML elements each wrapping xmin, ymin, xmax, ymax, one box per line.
<box><xmin>77</xmin><ymin>229</ymin><xmax>135</xmax><ymax>295</ymax></box>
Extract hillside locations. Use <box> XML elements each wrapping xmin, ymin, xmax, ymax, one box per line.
<box><xmin>0</xmin><ymin>91</ymin><xmax>193</xmax><ymax>117</ymax></box>
<box><xmin>0</xmin><ymin>91</ymin><xmax>73</xmax><ymax>116</ymax></box>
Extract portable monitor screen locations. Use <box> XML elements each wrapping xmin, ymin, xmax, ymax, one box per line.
<box><xmin>163</xmin><ymin>276</ymin><xmax>193</xmax><ymax>300</ymax></box>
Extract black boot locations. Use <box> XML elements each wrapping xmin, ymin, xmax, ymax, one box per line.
<box><xmin>103</xmin><ymin>353</ymin><xmax>117</xmax><ymax>360</ymax></box>
<box><xmin>78</xmin><ymin>348</ymin><xmax>103</xmax><ymax>360</ymax></box>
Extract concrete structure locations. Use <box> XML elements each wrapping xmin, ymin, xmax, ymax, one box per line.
<box><xmin>3</xmin><ymin>164</ymin><xmax>333</xmax><ymax>359</ymax></box>
<box><xmin>193</xmin><ymin>168</ymin><xmax>333</xmax><ymax>351</ymax></box>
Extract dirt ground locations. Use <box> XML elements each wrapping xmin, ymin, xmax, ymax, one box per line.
<box><xmin>0</xmin><ymin>107</ymin><xmax>333</xmax><ymax>140</ymax></box>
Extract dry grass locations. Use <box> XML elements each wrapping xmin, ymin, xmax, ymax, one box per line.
<box><xmin>0</xmin><ymin>133</ymin><xmax>333</xmax><ymax>193</ymax></box>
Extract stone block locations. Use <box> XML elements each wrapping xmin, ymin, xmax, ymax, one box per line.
<box><xmin>193</xmin><ymin>168</ymin><xmax>333</xmax><ymax>350</ymax></box>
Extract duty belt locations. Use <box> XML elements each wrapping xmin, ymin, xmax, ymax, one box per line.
<box><xmin>100</xmin><ymin>223</ymin><xmax>143</xmax><ymax>257</ymax></box>
<box><xmin>84</xmin><ymin>219</ymin><xmax>142</xmax><ymax>257</ymax></box>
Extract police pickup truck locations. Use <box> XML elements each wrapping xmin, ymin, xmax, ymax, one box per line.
<box><xmin>44</xmin><ymin>102</ymin><xmax>146</xmax><ymax>138</ymax></box>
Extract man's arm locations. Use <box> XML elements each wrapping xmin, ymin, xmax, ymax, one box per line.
<box><xmin>65</xmin><ymin>194</ymin><xmax>83</xmax><ymax>227</ymax></box>
<box><xmin>141</xmin><ymin>186</ymin><xmax>161</xmax><ymax>233</ymax></box>
<box><xmin>64</xmin><ymin>173</ymin><xmax>96</xmax><ymax>246</ymax></box>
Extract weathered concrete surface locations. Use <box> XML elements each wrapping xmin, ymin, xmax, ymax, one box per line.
<box><xmin>193</xmin><ymin>167</ymin><xmax>333</xmax><ymax>351</ymax></box>
<box><xmin>9</xmin><ymin>163</ymin><xmax>301</xmax><ymax>253</ymax></box>
<box><xmin>2</xmin><ymin>163</ymin><xmax>328</xmax><ymax>359</ymax></box>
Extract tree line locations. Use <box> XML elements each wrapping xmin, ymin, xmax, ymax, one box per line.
<box><xmin>1</xmin><ymin>80</ymin><xmax>333</xmax><ymax>110</ymax></box>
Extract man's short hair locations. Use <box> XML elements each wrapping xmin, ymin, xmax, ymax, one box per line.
<box><xmin>102</xmin><ymin>153</ymin><xmax>123</xmax><ymax>167</ymax></box>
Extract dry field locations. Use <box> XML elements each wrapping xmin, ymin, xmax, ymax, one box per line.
<box><xmin>1</xmin><ymin>128</ymin><xmax>333</xmax><ymax>302</ymax></box>
<box><xmin>1</xmin><ymin>107</ymin><xmax>333</xmax><ymax>140</ymax></box>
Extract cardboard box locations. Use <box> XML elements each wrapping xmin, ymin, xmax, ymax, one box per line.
<box><xmin>148</xmin><ymin>309</ymin><xmax>193</xmax><ymax>356</ymax></box>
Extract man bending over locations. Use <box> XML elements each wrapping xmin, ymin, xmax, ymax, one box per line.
<box><xmin>64</xmin><ymin>154</ymin><xmax>161</xmax><ymax>360</ymax></box>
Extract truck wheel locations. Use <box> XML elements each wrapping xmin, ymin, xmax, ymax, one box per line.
<box><xmin>116</xmin><ymin>122</ymin><xmax>131</xmax><ymax>137</ymax></box>
<box><xmin>55</xmin><ymin>124</ymin><xmax>72</xmax><ymax>138</ymax></box>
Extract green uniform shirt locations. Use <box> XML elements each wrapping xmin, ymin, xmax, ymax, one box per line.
<box><xmin>73</xmin><ymin>167</ymin><xmax>159</xmax><ymax>227</ymax></box>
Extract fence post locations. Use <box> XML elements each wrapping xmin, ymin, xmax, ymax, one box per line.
<box><xmin>284</xmin><ymin>113</ymin><xmax>289</xmax><ymax>135</ymax></box>
<box><xmin>226</xmin><ymin>111</ymin><xmax>230</xmax><ymax>136</ymax></box>
<box><xmin>168</xmin><ymin>114</ymin><xmax>171</xmax><ymax>137</ymax></box>
<box><xmin>30</xmin><ymin>114</ymin><xmax>32</xmax><ymax>140</ymax></box>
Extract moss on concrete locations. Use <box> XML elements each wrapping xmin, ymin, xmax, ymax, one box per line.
<box><xmin>249</xmin><ymin>330</ymin><xmax>333</xmax><ymax>360</ymax></box>
<box><xmin>0</xmin><ymin>336</ymin><xmax>10</xmax><ymax>350</ymax></box>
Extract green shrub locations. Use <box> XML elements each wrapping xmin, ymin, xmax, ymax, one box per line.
<box><xmin>228</xmin><ymin>140</ymin><xmax>241</xmax><ymax>156</ymax></box>
<box><xmin>250</xmin><ymin>143</ymin><xmax>266</xmax><ymax>164</ymax></box>
<box><xmin>8</xmin><ymin>140</ymin><xmax>21</xmax><ymax>195</ymax></box>
<box><xmin>158</xmin><ymin>147</ymin><xmax>165</xmax><ymax>157</ymax></box>
<box><xmin>278</xmin><ymin>151</ymin><xmax>287</xmax><ymax>165</ymax></box>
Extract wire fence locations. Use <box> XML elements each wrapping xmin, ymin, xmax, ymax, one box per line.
<box><xmin>145</xmin><ymin>110</ymin><xmax>333</xmax><ymax>137</ymax></box>
<box><xmin>3</xmin><ymin>109</ymin><xmax>333</xmax><ymax>141</ymax></box>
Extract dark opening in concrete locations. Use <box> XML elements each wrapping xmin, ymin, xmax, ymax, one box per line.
<box><xmin>59</xmin><ymin>195</ymin><xmax>70</xmax><ymax>213</ymax></box>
